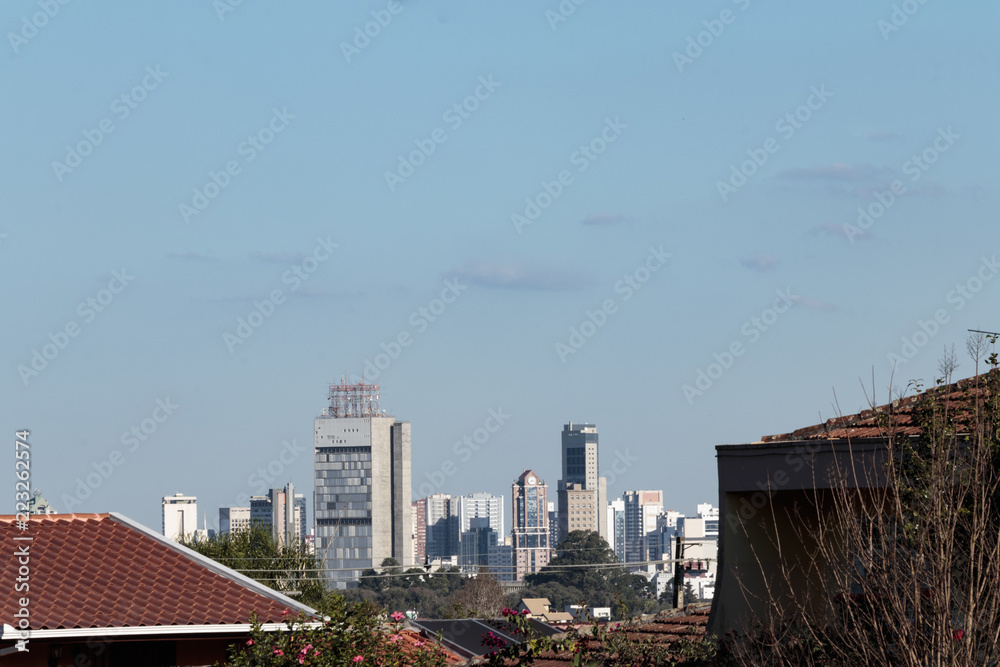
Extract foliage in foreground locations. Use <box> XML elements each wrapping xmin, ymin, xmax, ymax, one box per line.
<box><xmin>723</xmin><ymin>340</ymin><xmax>1000</xmax><ymax>666</ymax></box>
<box><xmin>181</xmin><ymin>523</ymin><xmax>328</xmax><ymax>608</ymax></box>
<box><xmin>220</xmin><ymin>600</ymin><xmax>451</xmax><ymax>667</ymax></box>
<box><xmin>481</xmin><ymin>607</ymin><xmax>718</xmax><ymax>667</ymax></box>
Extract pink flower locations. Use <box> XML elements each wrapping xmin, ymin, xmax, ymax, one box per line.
<box><xmin>281</xmin><ymin>610</ymin><xmax>291</xmax><ymax>616</ymax></box>
<box><xmin>298</xmin><ymin>659</ymin><xmax>304</xmax><ymax>665</ymax></box>
<box><xmin>390</xmin><ymin>611</ymin><xmax>405</xmax><ymax>622</ymax></box>
<box><xmin>414</xmin><ymin>641</ymin><xmax>425</xmax><ymax>647</ymax></box>
<box><xmin>274</xmin><ymin>649</ymin><xmax>284</xmax><ymax>655</ymax></box>
<box><xmin>353</xmin><ymin>656</ymin><xmax>364</xmax><ymax>663</ymax></box>
<box><xmin>246</xmin><ymin>639</ymin><xmax>254</xmax><ymax>645</ymax></box>
<box><xmin>389</xmin><ymin>634</ymin><xmax>402</xmax><ymax>643</ymax></box>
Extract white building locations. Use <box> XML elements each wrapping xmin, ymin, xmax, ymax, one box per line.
<box><xmin>623</xmin><ymin>490</ymin><xmax>663</xmax><ymax>565</ymax></box>
<box><xmin>162</xmin><ymin>493</ymin><xmax>197</xmax><ymax>540</ymax></box>
<box><xmin>457</xmin><ymin>492</ymin><xmax>504</xmax><ymax>537</ymax></box>
<box><xmin>607</xmin><ymin>499</ymin><xmax>625</xmax><ymax>561</ymax></box>
<box><xmin>219</xmin><ymin>506</ymin><xmax>251</xmax><ymax>534</ymax></box>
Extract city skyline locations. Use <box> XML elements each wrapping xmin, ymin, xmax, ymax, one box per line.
<box><xmin>6</xmin><ymin>2</ymin><xmax>994</xmax><ymax>543</ymax></box>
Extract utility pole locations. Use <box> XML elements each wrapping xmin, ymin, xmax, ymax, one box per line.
<box><xmin>672</xmin><ymin>530</ymin><xmax>685</xmax><ymax>609</ymax></box>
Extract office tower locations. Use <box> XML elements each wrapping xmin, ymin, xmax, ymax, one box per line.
<box><xmin>459</xmin><ymin>517</ymin><xmax>498</xmax><ymax>573</ymax></box>
<box><xmin>245</xmin><ymin>484</ymin><xmax>307</xmax><ymax>546</ymax></box>
<box><xmin>547</xmin><ymin>501</ymin><xmax>559</xmax><ymax>550</ymax></box>
<box><xmin>314</xmin><ymin>379</ymin><xmax>412</xmax><ymax>589</ymax></box>
<box><xmin>512</xmin><ymin>469</ymin><xmax>551</xmax><ymax>580</ymax></box>
<box><xmin>412</xmin><ymin>499</ymin><xmax>427</xmax><ymax>564</ymax></box>
<box><xmin>457</xmin><ymin>492</ymin><xmax>504</xmax><ymax>537</ymax></box>
<box><xmin>488</xmin><ymin>540</ymin><xmax>515</xmax><ymax>582</ymax></box>
<box><xmin>608</xmin><ymin>499</ymin><xmax>625</xmax><ymax>562</ymax></box>
<box><xmin>162</xmin><ymin>493</ymin><xmax>197</xmax><ymax>540</ymax></box>
<box><xmin>623</xmin><ymin>490</ymin><xmax>663</xmax><ymax>564</ymax></box>
<box><xmin>219</xmin><ymin>506</ymin><xmax>251</xmax><ymax>534</ymax></box>
<box><xmin>557</xmin><ymin>423</ymin><xmax>607</xmax><ymax>544</ymax></box>
<box><xmin>424</xmin><ymin>493</ymin><xmax>459</xmax><ymax>559</ymax></box>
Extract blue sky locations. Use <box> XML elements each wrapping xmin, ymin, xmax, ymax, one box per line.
<box><xmin>3</xmin><ymin>0</ymin><xmax>997</xmax><ymax>534</ymax></box>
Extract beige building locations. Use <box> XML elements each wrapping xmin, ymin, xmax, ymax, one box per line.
<box><xmin>512</xmin><ymin>469</ymin><xmax>551</xmax><ymax>580</ymax></box>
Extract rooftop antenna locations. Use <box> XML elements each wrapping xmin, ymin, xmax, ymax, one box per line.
<box><xmin>968</xmin><ymin>329</ymin><xmax>1000</xmax><ymax>337</ymax></box>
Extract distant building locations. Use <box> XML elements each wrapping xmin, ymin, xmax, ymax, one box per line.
<box><xmin>247</xmin><ymin>483</ymin><xmax>307</xmax><ymax>546</ymax></box>
<box><xmin>459</xmin><ymin>518</ymin><xmax>499</xmax><ymax>573</ymax></box>
<box><xmin>512</xmin><ymin>469</ymin><xmax>551</xmax><ymax>580</ymax></box>
<box><xmin>314</xmin><ymin>380</ymin><xmax>412</xmax><ymax>588</ymax></box>
<box><xmin>162</xmin><ymin>493</ymin><xmax>197</xmax><ymax>540</ymax></box>
<box><xmin>457</xmin><ymin>492</ymin><xmax>504</xmax><ymax>537</ymax></box>
<box><xmin>28</xmin><ymin>491</ymin><xmax>57</xmax><ymax>515</ymax></box>
<box><xmin>219</xmin><ymin>506</ymin><xmax>251</xmax><ymax>534</ymax></box>
<box><xmin>412</xmin><ymin>498</ymin><xmax>427</xmax><ymax>564</ymax></box>
<box><xmin>488</xmin><ymin>539</ymin><xmax>515</xmax><ymax>582</ymax></box>
<box><xmin>424</xmin><ymin>493</ymin><xmax>459</xmax><ymax>559</ymax></box>
<box><xmin>557</xmin><ymin>423</ymin><xmax>607</xmax><ymax>544</ymax></box>
<box><xmin>623</xmin><ymin>490</ymin><xmax>663</xmax><ymax>565</ymax></box>
<box><xmin>608</xmin><ymin>499</ymin><xmax>625</xmax><ymax>562</ymax></box>
<box><xmin>547</xmin><ymin>501</ymin><xmax>559</xmax><ymax>549</ymax></box>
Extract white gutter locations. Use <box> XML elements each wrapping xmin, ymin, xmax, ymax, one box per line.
<box><xmin>0</xmin><ymin>621</ymin><xmax>325</xmax><ymax>642</ymax></box>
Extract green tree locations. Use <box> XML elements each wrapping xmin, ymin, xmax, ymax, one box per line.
<box><xmin>524</xmin><ymin>530</ymin><xmax>658</xmax><ymax>618</ymax></box>
<box><xmin>181</xmin><ymin>523</ymin><xmax>327</xmax><ymax>608</ymax></box>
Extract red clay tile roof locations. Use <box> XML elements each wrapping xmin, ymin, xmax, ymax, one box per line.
<box><xmin>497</xmin><ymin>604</ymin><xmax>711</xmax><ymax>666</ymax></box>
<box><xmin>761</xmin><ymin>372</ymin><xmax>993</xmax><ymax>443</ymax></box>
<box><xmin>0</xmin><ymin>513</ymin><xmax>306</xmax><ymax>630</ymax></box>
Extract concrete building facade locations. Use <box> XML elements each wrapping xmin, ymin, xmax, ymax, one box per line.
<box><xmin>162</xmin><ymin>493</ymin><xmax>197</xmax><ymax>541</ymax></box>
<box><xmin>314</xmin><ymin>380</ymin><xmax>412</xmax><ymax>588</ymax></box>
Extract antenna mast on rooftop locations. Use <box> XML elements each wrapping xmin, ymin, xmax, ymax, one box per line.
<box><xmin>324</xmin><ymin>376</ymin><xmax>381</xmax><ymax>418</ymax></box>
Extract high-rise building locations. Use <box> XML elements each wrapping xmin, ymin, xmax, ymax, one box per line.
<box><xmin>246</xmin><ymin>484</ymin><xmax>307</xmax><ymax>546</ymax></box>
<box><xmin>219</xmin><ymin>506</ymin><xmax>251</xmax><ymax>534</ymax></box>
<box><xmin>162</xmin><ymin>493</ymin><xmax>197</xmax><ymax>540</ymax></box>
<box><xmin>412</xmin><ymin>498</ymin><xmax>427</xmax><ymax>565</ymax></box>
<box><xmin>608</xmin><ymin>499</ymin><xmax>625</xmax><ymax>562</ymax></box>
<box><xmin>623</xmin><ymin>490</ymin><xmax>663</xmax><ymax>564</ymax></box>
<box><xmin>557</xmin><ymin>423</ymin><xmax>607</xmax><ymax>544</ymax></box>
<box><xmin>459</xmin><ymin>517</ymin><xmax>499</xmax><ymax>573</ymax></box>
<box><xmin>512</xmin><ymin>469</ymin><xmax>551</xmax><ymax>580</ymax></box>
<box><xmin>547</xmin><ymin>501</ymin><xmax>559</xmax><ymax>550</ymax></box>
<box><xmin>424</xmin><ymin>493</ymin><xmax>459</xmax><ymax>559</ymax></box>
<box><xmin>457</xmin><ymin>493</ymin><xmax>504</xmax><ymax>537</ymax></box>
<box><xmin>314</xmin><ymin>380</ymin><xmax>412</xmax><ymax>589</ymax></box>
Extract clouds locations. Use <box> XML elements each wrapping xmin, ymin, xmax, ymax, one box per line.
<box><xmin>779</xmin><ymin>162</ymin><xmax>890</xmax><ymax>183</ymax></box>
<box><xmin>166</xmin><ymin>250</ymin><xmax>220</xmax><ymax>262</ymax></box>
<box><xmin>446</xmin><ymin>262</ymin><xmax>590</xmax><ymax>291</ymax></box>
<box><xmin>738</xmin><ymin>253</ymin><xmax>779</xmax><ymax>271</ymax></box>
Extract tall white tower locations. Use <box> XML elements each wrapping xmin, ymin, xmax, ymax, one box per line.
<box><xmin>162</xmin><ymin>492</ymin><xmax>197</xmax><ymax>540</ymax></box>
